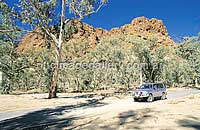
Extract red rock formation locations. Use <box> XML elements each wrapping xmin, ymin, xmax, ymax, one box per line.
<box><xmin>17</xmin><ymin>16</ymin><xmax>174</xmax><ymax>53</ymax></box>
<box><xmin>107</xmin><ymin>16</ymin><xmax>174</xmax><ymax>46</ymax></box>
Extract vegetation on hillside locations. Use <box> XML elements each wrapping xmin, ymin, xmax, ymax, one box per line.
<box><xmin>1</xmin><ymin>32</ymin><xmax>200</xmax><ymax>94</ymax></box>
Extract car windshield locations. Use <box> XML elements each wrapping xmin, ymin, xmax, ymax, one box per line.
<box><xmin>139</xmin><ymin>84</ymin><xmax>152</xmax><ymax>89</ymax></box>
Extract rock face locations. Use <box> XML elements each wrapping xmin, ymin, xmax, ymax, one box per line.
<box><xmin>107</xmin><ymin>16</ymin><xmax>174</xmax><ymax>46</ymax></box>
<box><xmin>17</xmin><ymin>29</ymin><xmax>46</xmax><ymax>52</ymax></box>
<box><xmin>67</xmin><ymin>19</ymin><xmax>106</xmax><ymax>48</ymax></box>
<box><xmin>17</xmin><ymin>19</ymin><xmax>106</xmax><ymax>54</ymax></box>
<box><xmin>17</xmin><ymin>16</ymin><xmax>174</xmax><ymax>53</ymax></box>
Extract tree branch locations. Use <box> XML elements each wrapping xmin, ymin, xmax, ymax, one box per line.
<box><xmin>58</xmin><ymin>0</ymin><xmax>66</xmax><ymax>49</ymax></box>
<box><xmin>41</xmin><ymin>27</ymin><xmax>59</xmax><ymax>45</ymax></box>
<box><xmin>70</xmin><ymin>1</ymin><xmax>105</xmax><ymax>20</ymax></box>
<box><xmin>0</xmin><ymin>28</ymin><xmax>32</xmax><ymax>33</ymax></box>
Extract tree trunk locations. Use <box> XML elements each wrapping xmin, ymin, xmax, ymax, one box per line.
<box><xmin>140</xmin><ymin>65</ymin><xmax>143</xmax><ymax>85</ymax></box>
<box><xmin>48</xmin><ymin>54</ymin><xmax>60</xmax><ymax>99</ymax></box>
<box><xmin>48</xmin><ymin>0</ymin><xmax>66</xmax><ymax>99</ymax></box>
<box><xmin>195</xmin><ymin>78</ymin><xmax>198</xmax><ymax>87</ymax></box>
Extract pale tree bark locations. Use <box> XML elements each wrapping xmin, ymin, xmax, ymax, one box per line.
<box><xmin>195</xmin><ymin>78</ymin><xmax>198</xmax><ymax>88</ymax></box>
<box><xmin>48</xmin><ymin>0</ymin><xmax>66</xmax><ymax>99</ymax></box>
<box><xmin>140</xmin><ymin>64</ymin><xmax>143</xmax><ymax>85</ymax></box>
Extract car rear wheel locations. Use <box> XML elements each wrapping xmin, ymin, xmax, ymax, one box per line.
<box><xmin>161</xmin><ymin>93</ymin><xmax>166</xmax><ymax>100</ymax></box>
<box><xmin>147</xmin><ymin>94</ymin><xmax>154</xmax><ymax>102</ymax></box>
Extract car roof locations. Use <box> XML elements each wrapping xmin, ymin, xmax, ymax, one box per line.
<box><xmin>142</xmin><ymin>82</ymin><xmax>163</xmax><ymax>85</ymax></box>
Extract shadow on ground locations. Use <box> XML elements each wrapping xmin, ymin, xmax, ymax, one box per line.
<box><xmin>178</xmin><ymin>116</ymin><xmax>200</xmax><ymax>130</ymax></box>
<box><xmin>0</xmin><ymin>96</ymin><xmax>107</xmax><ymax>130</ymax></box>
<box><xmin>52</xmin><ymin>92</ymin><xmax>127</xmax><ymax>100</ymax></box>
<box><xmin>68</xmin><ymin>108</ymin><xmax>158</xmax><ymax>130</ymax></box>
<box><xmin>50</xmin><ymin>94</ymin><xmax>98</xmax><ymax>99</ymax></box>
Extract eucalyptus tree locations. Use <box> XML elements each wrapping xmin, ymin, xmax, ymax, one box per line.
<box><xmin>0</xmin><ymin>0</ymin><xmax>23</xmax><ymax>93</ymax></box>
<box><xmin>0</xmin><ymin>0</ymin><xmax>107</xmax><ymax>98</ymax></box>
<box><xmin>176</xmin><ymin>36</ymin><xmax>200</xmax><ymax>87</ymax></box>
<box><xmin>132</xmin><ymin>38</ymin><xmax>168</xmax><ymax>83</ymax></box>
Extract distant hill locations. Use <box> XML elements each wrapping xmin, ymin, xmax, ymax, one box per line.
<box><xmin>17</xmin><ymin>16</ymin><xmax>175</xmax><ymax>58</ymax></box>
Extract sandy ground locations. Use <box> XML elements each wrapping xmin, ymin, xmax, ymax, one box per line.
<box><xmin>0</xmin><ymin>88</ymin><xmax>192</xmax><ymax>112</ymax></box>
<box><xmin>0</xmin><ymin>93</ymin><xmax>104</xmax><ymax>112</ymax></box>
<box><xmin>56</xmin><ymin>93</ymin><xmax>200</xmax><ymax>130</ymax></box>
<box><xmin>0</xmin><ymin>89</ymin><xmax>200</xmax><ymax>130</ymax></box>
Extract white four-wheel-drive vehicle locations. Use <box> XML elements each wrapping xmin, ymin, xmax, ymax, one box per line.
<box><xmin>133</xmin><ymin>83</ymin><xmax>167</xmax><ymax>102</ymax></box>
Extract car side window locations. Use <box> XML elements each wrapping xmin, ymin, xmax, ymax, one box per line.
<box><xmin>149</xmin><ymin>84</ymin><xmax>153</xmax><ymax>89</ymax></box>
<box><xmin>157</xmin><ymin>84</ymin><xmax>161</xmax><ymax>89</ymax></box>
<box><xmin>159</xmin><ymin>83</ymin><xmax>164</xmax><ymax>89</ymax></box>
<box><xmin>153</xmin><ymin>84</ymin><xmax>157</xmax><ymax>90</ymax></box>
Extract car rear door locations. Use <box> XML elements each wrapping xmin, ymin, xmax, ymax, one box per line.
<box><xmin>152</xmin><ymin>84</ymin><xmax>159</xmax><ymax>97</ymax></box>
<box><xmin>158</xmin><ymin>83</ymin><xmax>165</xmax><ymax>96</ymax></box>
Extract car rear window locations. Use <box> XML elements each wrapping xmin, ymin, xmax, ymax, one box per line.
<box><xmin>156</xmin><ymin>83</ymin><xmax>164</xmax><ymax>88</ymax></box>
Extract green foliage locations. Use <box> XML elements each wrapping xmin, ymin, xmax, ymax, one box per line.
<box><xmin>130</xmin><ymin>37</ymin><xmax>166</xmax><ymax>83</ymax></box>
<box><xmin>0</xmin><ymin>1</ymin><xmax>23</xmax><ymax>93</ymax></box>
<box><xmin>1</xmin><ymin>33</ymin><xmax>200</xmax><ymax>93</ymax></box>
<box><xmin>0</xmin><ymin>43</ymin><xmax>54</xmax><ymax>94</ymax></box>
<box><xmin>175</xmin><ymin>36</ymin><xmax>200</xmax><ymax>86</ymax></box>
<box><xmin>69</xmin><ymin>0</ymin><xmax>107</xmax><ymax>18</ymax></box>
<box><xmin>19</xmin><ymin>0</ymin><xmax>57</xmax><ymax>27</ymax></box>
<box><xmin>16</xmin><ymin>0</ymin><xmax>107</xmax><ymax>29</ymax></box>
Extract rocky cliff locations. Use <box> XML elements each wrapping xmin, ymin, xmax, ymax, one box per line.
<box><xmin>107</xmin><ymin>16</ymin><xmax>174</xmax><ymax>46</ymax></box>
<box><xmin>17</xmin><ymin>16</ymin><xmax>174</xmax><ymax>54</ymax></box>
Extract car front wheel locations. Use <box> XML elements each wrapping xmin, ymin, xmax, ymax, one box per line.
<box><xmin>147</xmin><ymin>94</ymin><xmax>154</xmax><ymax>102</ymax></box>
<box><xmin>134</xmin><ymin>98</ymin><xmax>139</xmax><ymax>102</ymax></box>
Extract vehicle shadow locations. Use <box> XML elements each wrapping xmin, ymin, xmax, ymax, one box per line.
<box><xmin>0</xmin><ymin>96</ymin><xmax>108</xmax><ymax>130</ymax></box>
<box><xmin>133</xmin><ymin>97</ymin><xmax>166</xmax><ymax>103</ymax></box>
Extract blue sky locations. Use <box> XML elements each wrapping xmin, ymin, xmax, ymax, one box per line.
<box><xmin>83</xmin><ymin>0</ymin><xmax>200</xmax><ymax>37</ymax></box>
<box><xmin>5</xmin><ymin>0</ymin><xmax>200</xmax><ymax>37</ymax></box>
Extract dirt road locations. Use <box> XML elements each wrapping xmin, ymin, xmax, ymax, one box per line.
<box><xmin>0</xmin><ymin>88</ymin><xmax>200</xmax><ymax>130</ymax></box>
